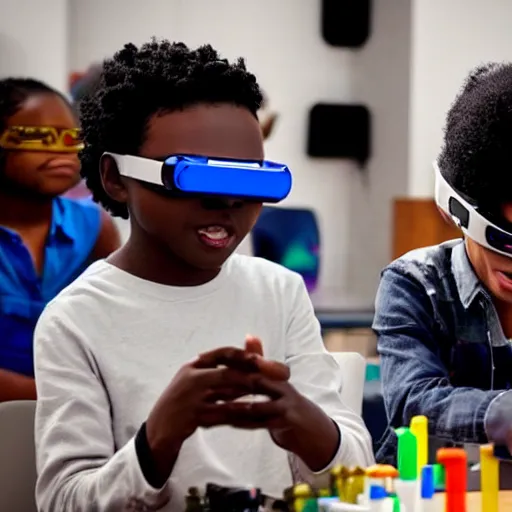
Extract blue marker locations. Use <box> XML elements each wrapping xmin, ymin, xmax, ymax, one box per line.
<box><xmin>368</xmin><ymin>485</ymin><xmax>386</xmax><ymax>512</ymax></box>
<box><xmin>417</xmin><ymin>465</ymin><xmax>436</xmax><ymax>512</ymax></box>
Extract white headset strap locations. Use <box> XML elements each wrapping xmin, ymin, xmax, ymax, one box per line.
<box><xmin>103</xmin><ymin>152</ymin><xmax>162</xmax><ymax>185</ymax></box>
<box><xmin>434</xmin><ymin>160</ymin><xmax>512</xmax><ymax>257</ymax></box>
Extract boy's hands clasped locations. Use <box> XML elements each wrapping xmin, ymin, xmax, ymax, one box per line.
<box><xmin>146</xmin><ymin>335</ymin><xmax>332</xmax><ymax>483</ymax></box>
<box><xmin>147</xmin><ymin>336</ymin><xmax>289</xmax><ymax>445</ymax></box>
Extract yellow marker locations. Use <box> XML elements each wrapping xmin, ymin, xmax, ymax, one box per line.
<box><xmin>331</xmin><ymin>465</ymin><xmax>349</xmax><ymax>500</ymax></box>
<box><xmin>410</xmin><ymin>415</ymin><xmax>428</xmax><ymax>474</ymax></box>
<box><xmin>284</xmin><ymin>483</ymin><xmax>313</xmax><ymax>512</ymax></box>
<box><xmin>480</xmin><ymin>444</ymin><xmax>499</xmax><ymax>512</ymax></box>
<box><xmin>345</xmin><ymin>467</ymin><xmax>366</xmax><ymax>504</ymax></box>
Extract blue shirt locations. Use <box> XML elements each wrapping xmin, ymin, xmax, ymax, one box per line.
<box><xmin>0</xmin><ymin>197</ymin><xmax>101</xmax><ymax>377</ymax></box>
<box><xmin>374</xmin><ymin>239</ymin><xmax>512</xmax><ymax>464</ymax></box>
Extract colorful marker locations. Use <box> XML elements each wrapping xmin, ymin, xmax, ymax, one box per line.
<box><xmin>380</xmin><ymin>466</ymin><xmax>399</xmax><ymax>496</ymax></box>
<box><xmin>345</xmin><ymin>467</ymin><xmax>366</xmax><ymax>504</ymax></box>
<box><xmin>371</xmin><ymin>494</ymin><xmax>400</xmax><ymax>512</ymax></box>
<box><xmin>368</xmin><ymin>485</ymin><xmax>386</xmax><ymax>512</ymax></box>
<box><xmin>417</xmin><ymin>465</ymin><xmax>436</xmax><ymax>512</ymax></box>
<box><xmin>285</xmin><ymin>483</ymin><xmax>314</xmax><ymax>512</ymax></box>
<box><xmin>432</xmin><ymin>464</ymin><xmax>445</xmax><ymax>492</ymax></box>
<box><xmin>410</xmin><ymin>416</ymin><xmax>428</xmax><ymax>475</ymax></box>
<box><xmin>331</xmin><ymin>465</ymin><xmax>350</xmax><ymax>501</ymax></box>
<box><xmin>437</xmin><ymin>448</ymin><xmax>467</xmax><ymax>512</ymax></box>
<box><xmin>394</xmin><ymin>427</ymin><xmax>418</xmax><ymax>512</ymax></box>
<box><xmin>480</xmin><ymin>444</ymin><xmax>498</xmax><ymax>512</ymax></box>
<box><xmin>359</xmin><ymin>465</ymin><xmax>399</xmax><ymax>505</ymax></box>
<box><xmin>302</xmin><ymin>499</ymin><xmax>319</xmax><ymax>512</ymax></box>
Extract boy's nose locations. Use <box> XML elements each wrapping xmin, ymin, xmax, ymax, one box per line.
<box><xmin>200</xmin><ymin>197</ymin><xmax>244</xmax><ymax>210</ymax></box>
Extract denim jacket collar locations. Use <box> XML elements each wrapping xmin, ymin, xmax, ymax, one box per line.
<box><xmin>451</xmin><ymin>241</ymin><xmax>484</xmax><ymax>309</ymax></box>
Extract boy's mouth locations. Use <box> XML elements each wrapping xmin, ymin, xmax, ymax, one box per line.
<box><xmin>495</xmin><ymin>271</ymin><xmax>512</xmax><ymax>293</ymax></box>
<box><xmin>197</xmin><ymin>225</ymin><xmax>235</xmax><ymax>249</ymax></box>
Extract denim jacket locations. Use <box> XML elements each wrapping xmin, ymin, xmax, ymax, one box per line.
<box><xmin>374</xmin><ymin>239</ymin><xmax>512</xmax><ymax>464</ymax></box>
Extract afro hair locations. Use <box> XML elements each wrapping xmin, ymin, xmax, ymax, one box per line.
<box><xmin>79</xmin><ymin>39</ymin><xmax>263</xmax><ymax>218</ymax></box>
<box><xmin>439</xmin><ymin>62</ymin><xmax>512</xmax><ymax>212</ymax></box>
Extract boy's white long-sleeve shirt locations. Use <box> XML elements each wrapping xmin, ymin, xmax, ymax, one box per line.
<box><xmin>34</xmin><ymin>254</ymin><xmax>374</xmax><ymax>511</ymax></box>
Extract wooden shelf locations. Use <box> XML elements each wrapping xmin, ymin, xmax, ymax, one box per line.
<box><xmin>392</xmin><ymin>198</ymin><xmax>461</xmax><ymax>260</ymax></box>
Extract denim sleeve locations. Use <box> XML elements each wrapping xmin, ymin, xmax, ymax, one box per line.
<box><xmin>374</xmin><ymin>266</ymin><xmax>504</xmax><ymax>445</ymax></box>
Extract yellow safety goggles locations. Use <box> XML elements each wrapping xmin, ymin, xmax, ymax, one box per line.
<box><xmin>0</xmin><ymin>126</ymin><xmax>84</xmax><ymax>153</ymax></box>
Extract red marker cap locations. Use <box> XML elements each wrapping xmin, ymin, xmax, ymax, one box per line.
<box><xmin>437</xmin><ymin>448</ymin><xmax>467</xmax><ymax>512</ymax></box>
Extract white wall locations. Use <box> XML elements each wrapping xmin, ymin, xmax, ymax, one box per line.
<box><xmin>3</xmin><ymin>0</ymin><xmax>511</xmax><ymax>303</ymax></box>
<box><xmin>0</xmin><ymin>0</ymin><xmax>68</xmax><ymax>91</ymax></box>
<box><xmin>69</xmin><ymin>0</ymin><xmax>411</xmax><ymax>304</ymax></box>
<box><xmin>408</xmin><ymin>0</ymin><xmax>512</xmax><ymax>197</ymax></box>
<box><xmin>345</xmin><ymin>0</ymin><xmax>411</xmax><ymax>299</ymax></box>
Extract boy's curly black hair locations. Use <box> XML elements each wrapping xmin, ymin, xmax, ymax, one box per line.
<box><xmin>79</xmin><ymin>39</ymin><xmax>264</xmax><ymax>219</ymax></box>
<box><xmin>439</xmin><ymin>62</ymin><xmax>512</xmax><ymax>213</ymax></box>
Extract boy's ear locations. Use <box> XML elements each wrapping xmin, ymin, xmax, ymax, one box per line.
<box><xmin>99</xmin><ymin>154</ymin><xmax>129</xmax><ymax>204</ymax></box>
<box><xmin>260</xmin><ymin>113</ymin><xmax>278</xmax><ymax>140</ymax></box>
<box><xmin>259</xmin><ymin>91</ymin><xmax>278</xmax><ymax>141</ymax></box>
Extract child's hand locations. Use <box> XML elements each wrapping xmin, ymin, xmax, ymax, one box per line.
<box><xmin>216</xmin><ymin>373</ymin><xmax>305</xmax><ymax>433</ymax></box>
<box><xmin>216</xmin><ymin>370</ymin><xmax>341</xmax><ymax>472</ymax></box>
<box><xmin>201</xmin><ymin>336</ymin><xmax>302</xmax><ymax>435</ymax></box>
<box><xmin>146</xmin><ymin>346</ymin><xmax>269</xmax><ymax>482</ymax></box>
<box><xmin>244</xmin><ymin>335</ymin><xmax>264</xmax><ymax>356</ymax></box>
<box><xmin>243</xmin><ymin>334</ymin><xmax>290</xmax><ymax>381</ymax></box>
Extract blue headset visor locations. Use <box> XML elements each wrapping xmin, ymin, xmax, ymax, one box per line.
<box><xmin>105</xmin><ymin>153</ymin><xmax>292</xmax><ymax>203</ymax></box>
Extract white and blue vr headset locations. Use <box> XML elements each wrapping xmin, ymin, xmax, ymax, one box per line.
<box><xmin>434</xmin><ymin>160</ymin><xmax>512</xmax><ymax>258</ymax></box>
<box><xmin>105</xmin><ymin>153</ymin><xmax>292</xmax><ymax>203</ymax></box>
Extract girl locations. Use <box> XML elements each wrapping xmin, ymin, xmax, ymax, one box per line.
<box><xmin>0</xmin><ymin>78</ymin><xmax>120</xmax><ymax>401</ymax></box>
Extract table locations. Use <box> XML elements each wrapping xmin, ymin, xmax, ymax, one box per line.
<box><xmin>315</xmin><ymin>310</ymin><xmax>374</xmax><ymax>330</ymax></box>
<box><xmin>457</xmin><ymin>491</ymin><xmax>512</xmax><ymax>511</ymax></box>
<box><xmin>310</xmin><ymin>289</ymin><xmax>374</xmax><ymax>330</ymax></box>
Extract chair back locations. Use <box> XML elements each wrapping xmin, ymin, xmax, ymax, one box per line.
<box><xmin>0</xmin><ymin>400</ymin><xmax>37</xmax><ymax>512</ymax></box>
<box><xmin>330</xmin><ymin>352</ymin><xmax>367</xmax><ymax>415</ymax></box>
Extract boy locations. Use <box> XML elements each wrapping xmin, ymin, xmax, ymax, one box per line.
<box><xmin>34</xmin><ymin>40</ymin><xmax>373</xmax><ymax>511</ymax></box>
<box><xmin>0</xmin><ymin>78</ymin><xmax>119</xmax><ymax>402</ymax></box>
<box><xmin>374</xmin><ymin>63</ymin><xmax>512</xmax><ymax>465</ymax></box>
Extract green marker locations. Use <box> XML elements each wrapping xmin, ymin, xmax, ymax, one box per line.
<box><xmin>433</xmin><ymin>463</ymin><xmax>445</xmax><ymax>491</ymax></box>
<box><xmin>301</xmin><ymin>498</ymin><xmax>318</xmax><ymax>512</ymax></box>
<box><xmin>394</xmin><ymin>427</ymin><xmax>418</xmax><ymax>512</ymax></box>
<box><xmin>392</xmin><ymin>495</ymin><xmax>401</xmax><ymax>512</ymax></box>
<box><xmin>395</xmin><ymin>427</ymin><xmax>418</xmax><ymax>480</ymax></box>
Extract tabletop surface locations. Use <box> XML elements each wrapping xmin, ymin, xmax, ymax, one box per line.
<box><xmin>461</xmin><ymin>490</ymin><xmax>511</xmax><ymax>511</ymax></box>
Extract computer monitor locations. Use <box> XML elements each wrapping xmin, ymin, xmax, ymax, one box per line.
<box><xmin>251</xmin><ymin>206</ymin><xmax>320</xmax><ymax>291</ymax></box>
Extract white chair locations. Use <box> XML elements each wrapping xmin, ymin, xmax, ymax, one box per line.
<box><xmin>0</xmin><ymin>400</ymin><xmax>37</xmax><ymax>512</ymax></box>
<box><xmin>330</xmin><ymin>352</ymin><xmax>367</xmax><ymax>415</ymax></box>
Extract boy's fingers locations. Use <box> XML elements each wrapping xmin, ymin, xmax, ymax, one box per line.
<box><xmin>245</xmin><ymin>335</ymin><xmax>264</xmax><ymax>356</ymax></box>
<box><xmin>193</xmin><ymin>343</ymin><xmax>289</xmax><ymax>381</ymax></box>
<box><xmin>194</xmin><ymin>347</ymin><xmax>258</xmax><ymax>372</ymax></box>
<box><xmin>254</xmin><ymin>359</ymin><xmax>290</xmax><ymax>381</ymax></box>
<box><xmin>245</xmin><ymin>335</ymin><xmax>289</xmax><ymax>380</ymax></box>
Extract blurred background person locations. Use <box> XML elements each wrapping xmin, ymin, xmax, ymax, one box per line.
<box><xmin>0</xmin><ymin>78</ymin><xmax>120</xmax><ymax>402</ymax></box>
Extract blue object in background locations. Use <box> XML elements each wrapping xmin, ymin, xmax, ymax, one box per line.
<box><xmin>369</xmin><ymin>485</ymin><xmax>387</xmax><ymax>500</ymax></box>
<box><xmin>251</xmin><ymin>206</ymin><xmax>320</xmax><ymax>291</ymax></box>
<box><xmin>365</xmin><ymin>363</ymin><xmax>381</xmax><ymax>382</ymax></box>
<box><xmin>421</xmin><ymin>465</ymin><xmax>435</xmax><ymax>499</ymax></box>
